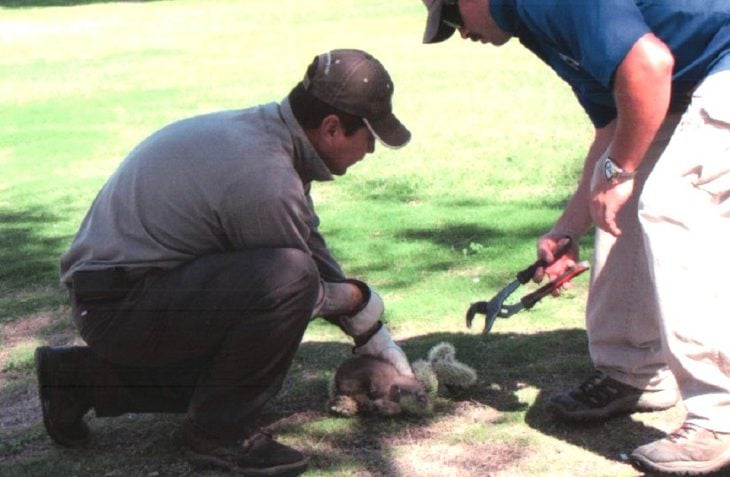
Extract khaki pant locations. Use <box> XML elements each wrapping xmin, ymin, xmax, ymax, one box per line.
<box><xmin>588</xmin><ymin>70</ymin><xmax>730</xmax><ymax>432</ymax></box>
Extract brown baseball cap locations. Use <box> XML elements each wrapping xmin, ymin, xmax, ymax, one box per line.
<box><xmin>422</xmin><ymin>0</ymin><xmax>460</xmax><ymax>44</ymax></box>
<box><xmin>302</xmin><ymin>49</ymin><xmax>411</xmax><ymax>149</ymax></box>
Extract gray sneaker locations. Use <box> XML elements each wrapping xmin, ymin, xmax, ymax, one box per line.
<box><xmin>549</xmin><ymin>370</ymin><xmax>678</xmax><ymax>421</ymax></box>
<box><xmin>184</xmin><ymin>427</ymin><xmax>309</xmax><ymax>476</ymax></box>
<box><xmin>630</xmin><ymin>422</ymin><xmax>730</xmax><ymax>475</ymax></box>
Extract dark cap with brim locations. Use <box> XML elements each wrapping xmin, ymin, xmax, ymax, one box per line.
<box><xmin>303</xmin><ymin>49</ymin><xmax>411</xmax><ymax>149</ymax></box>
<box><xmin>422</xmin><ymin>0</ymin><xmax>457</xmax><ymax>44</ymax></box>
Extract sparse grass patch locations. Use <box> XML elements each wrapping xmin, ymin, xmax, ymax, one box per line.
<box><xmin>2</xmin><ymin>339</ymin><xmax>41</xmax><ymax>372</ymax></box>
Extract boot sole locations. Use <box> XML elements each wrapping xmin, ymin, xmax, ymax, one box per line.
<box><xmin>35</xmin><ymin>346</ymin><xmax>90</xmax><ymax>447</ymax></box>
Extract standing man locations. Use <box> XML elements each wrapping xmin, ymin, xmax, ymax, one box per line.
<box><xmin>421</xmin><ymin>0</ymin><xmax>730</xmax><ymax>475</ymax></box>
<box><xmin>36</xmin><ymin>49</ymin><xmax>412</xmax><ymax>476</ymax></box>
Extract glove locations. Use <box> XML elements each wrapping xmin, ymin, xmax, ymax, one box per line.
<box><xmin>354</xmin><ymin>325</ymin><xmax>414</xmax><ymax>377</ymax></box>
<box><xmin>335</xmin><ymin>280</ymin><xmax>383</xmax><ymax>337</ymax></box>
<box><xmin>315</xmin><ymin>279</ymin><xmax>383</xmax><ymax>338</ymax></box>
<box><xmin>318</xmin><ymin>279</ymin><xmax>413</xmax><ymax>377</ymax></box>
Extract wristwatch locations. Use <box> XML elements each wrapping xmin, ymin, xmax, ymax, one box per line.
<box><xmin>603</xmin><ymin>156</ymin><xmax>636</xmax><ymax>184</ymax></box>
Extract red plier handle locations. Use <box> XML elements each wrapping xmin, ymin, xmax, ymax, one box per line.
<box><xmin>515</xmin><ymin>261</ymin><xmax>590</xmax><ymax>312</ymax></box>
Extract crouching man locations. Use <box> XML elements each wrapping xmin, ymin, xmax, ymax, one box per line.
<box><xmin>36</xmin><ymin>49</ymin><xmax>412</xmax><ymax>476</ymax></box>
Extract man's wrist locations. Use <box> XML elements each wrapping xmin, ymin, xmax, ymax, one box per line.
<box><xmin>317</xmin><ymin>279</ymin><xmax>368</xmax><ymax>317</ymax></box>
<box><xmin>603</xmin><ymin>156</ymin><xmax>636</xmax><ymax>184</ymax></box>
<box><xmin>352</xmin><ymin>321</ymin><xmax>383</xmax><ymax>347</ymax></box>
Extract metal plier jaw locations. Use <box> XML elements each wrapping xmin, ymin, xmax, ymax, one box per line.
<box><xmin>465</xmin><ymin>239</ymin><xmax>589</xmax><ymax>334</ymax></box>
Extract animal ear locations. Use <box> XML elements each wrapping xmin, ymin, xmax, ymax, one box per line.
<box><xmin>428</xmin><ymin>342</ymin><xmax>456</xmax><ymax>363</ymax></box>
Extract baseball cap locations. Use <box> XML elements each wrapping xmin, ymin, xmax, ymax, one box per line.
<box><xmin>422</xmin><ymin>0</ymin><xmax>460</xmax><ymax>44</ymax></box>
<box><xmin>302</xmin><ymin>49</ymin><xmax>411</xmax><ymax>149</ymax></box>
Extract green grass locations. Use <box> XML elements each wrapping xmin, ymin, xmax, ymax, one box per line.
<box><xmin>0</xmin><ymin>1</ymin><xmax>679</xmax><ymax>476</ymax></box>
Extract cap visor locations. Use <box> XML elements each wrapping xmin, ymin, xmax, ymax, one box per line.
<box><xmin>365</xmin><ymin>115</ymin><xmax>411</xmax><ymax>149</ymax></box>
<box><xmin>423</xmin><ymin>2</ymin><xmax>456</xmax><ymax>43</ymax></box>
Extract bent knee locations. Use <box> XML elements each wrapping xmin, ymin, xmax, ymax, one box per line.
<box><xmin>264</xmin><ymin>248</ymin><xmax>320</xmax><ymax>305</ymax></box>
<box><xmin>268</xmin><ymin>248</ymin><xmax>318</xmax><ymax>284</ymax></box>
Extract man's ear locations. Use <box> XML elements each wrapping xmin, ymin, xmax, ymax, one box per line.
<box><xmin>320</xmin><ymin>114</ymin><xmax>341</xmax><ymax>140</ymax></box>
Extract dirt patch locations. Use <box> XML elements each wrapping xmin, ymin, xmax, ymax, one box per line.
<box><xmin>395</xmin><ymin>441</ymin><xmax>526</xmax><ymax>476</ymax></box>
<box><xmin>2</xmin><ymin>313</ymin><xmax>53</xmax><ymax>346</ymax></box>
<box><xmin>0</xmin><ymin>377</ymin><xmax>41</xmax><ymax>430</ymax></box>
<box><xmin>1</xmin><ymin>307</ymin><xmax>77</xmax><ymax>348</ymax></box>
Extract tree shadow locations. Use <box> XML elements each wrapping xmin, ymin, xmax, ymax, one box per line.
<box><xmin>335</xmin><ymin>221</ymin><xmax>583</xmax><ymax>291</ymax></box>
<box><xmin>0</xmin><ymin>207</ymin><xmax>71</xmax><ymax>323</ymax></box>
<box><xmin>0</xmin><ymin>208</ymin><xmax>69</xmax><ymax>291</ymax></box>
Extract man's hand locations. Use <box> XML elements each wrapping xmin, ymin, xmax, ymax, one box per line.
<box><xmin>321</xmin><ymin>279</ymin><xmax>414</xmax><ymax>377</ymax></box>
<box><xmin>535</xmin><ymin>234</ymin><xmax>579</xmax><ymax>289</ymax></box>
<box><xmin>589</xmin><ymin>158</ymin><xmax>635</xmax><ymax>236</ymax></box>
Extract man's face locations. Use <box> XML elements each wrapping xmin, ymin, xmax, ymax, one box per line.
<box><xmin>455</xmin><ymin>0</ymin><xmax>511</xmax><ymax>46</ymax></box>
<box><xmin>317</xmin><ymin>119</ymin><xmax>375</xmax><ymax>176</ymax></box>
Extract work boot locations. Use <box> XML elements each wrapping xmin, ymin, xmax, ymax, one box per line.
<box><xmin>549</xmin><ymin>370</ymin><xmax>679</xmax><ymax>421</ymax></box>
<box><xmin>630</xmin><ymin>422</ymin><xmax>730</xmax><ymax>475</ymax></box>
<box><xmin>35</xmin><ymin>346</ymin><xmax>93</xmax><ymax>447</ymax></box>
<box><xmin>184</xmin><ymin>425</ymin><xmax>309</xmax><ymax>476</ymax></box>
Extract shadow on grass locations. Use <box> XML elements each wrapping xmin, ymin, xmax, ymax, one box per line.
<box><xmin>0</xmin><ymin>208</ymin><xmax>68</xmax><ymax>286</ymax></box>
<box><xmin>267</xmin><ymin>330</ymin><xmax>671</xmax><ymax>474</ymax></box>
<box><xmin>399</xmin><ymin>222</ymin><xmax>561</xmax><ymax>263</ymax></box>
<box><xmin>335</xmin><ymin>222</ymin><xmax>566</xmax><ymax>290</ymax></box>
<box><xmin>0</xmin><ymin>0</ymin><xmax>166</xmax><ymax>7</ymax></box>
<box><xmin>0</xmin><ymin>207</ymin><xmax>70</xmax><ymax>323</ymax></box>
<box><xmin>1</xmin><ymin>328</ymin><xmax>675</xmax><ymax>475</ymax></box>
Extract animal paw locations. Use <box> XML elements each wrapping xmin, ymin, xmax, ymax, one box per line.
<box><xmin>327</xmin><ymin>395</ymin><xmax>359</xmax><ymax>417</ymax></box>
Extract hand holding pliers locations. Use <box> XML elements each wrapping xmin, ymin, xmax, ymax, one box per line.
<box><xmin>466</xmin><ymin>238</ymin><xmax>590</xmax><ymax>334</ymax></box>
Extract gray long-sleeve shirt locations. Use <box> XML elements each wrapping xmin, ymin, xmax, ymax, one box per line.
<box><xmin>60</xmin><ymin>98</ymin><xmax>345</xmax><ymax>284</ymax></box>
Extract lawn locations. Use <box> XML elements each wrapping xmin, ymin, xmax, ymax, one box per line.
<box><xmin>0</xmin><ymin>1</ymin><xmax>685</xmax><ymax>476</ymax></box>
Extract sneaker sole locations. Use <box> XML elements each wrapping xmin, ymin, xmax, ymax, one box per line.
<box><xmin>631</xmin><ymin>450</ymin><xmax>730</xmax><ymax>476</ymax></box>
<box><xmin>549</xmin><ymin>395</ymin><xmax>676</xmax><ymax>421</ymax></box>
<box><xmin>35</xmin><ymin>346</ymin><xmax>90</xmax><ymax>447</ymax></box>
<box><xmin>184</xmin><ymin>447</ymin><xmax>309</xmax><ymax>476</ymax></box>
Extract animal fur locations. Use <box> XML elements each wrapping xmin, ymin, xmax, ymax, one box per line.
<box><xmin>327</xmin><ymin>342</ymin><xmax>478</xmax><ymax>417</ymax></box>
<box><xmin>327</xmin><ymin>355</ymin><xmax>431</xmax><ymax>417</ymax></box>
<box><xmin>427</xmin><ymin>342</ymin><xmax>477</xmax><ymax>390</ymax></box>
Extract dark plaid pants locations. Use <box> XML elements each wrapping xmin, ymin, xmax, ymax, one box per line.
<box><xmin>70</xmin><ymin>248</ymin><xmax>319</xmax><ymax>439</ymax></box>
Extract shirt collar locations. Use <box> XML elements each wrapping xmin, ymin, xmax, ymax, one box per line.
<box><xmin>490</xmin><ymin>0</ymin><xmax>520</xmax><ymax>35</ymax></box>
<box><xmin>279</xmin><ymin>97</ymin><xmax>334</xmax><ymax>183</ymax></box>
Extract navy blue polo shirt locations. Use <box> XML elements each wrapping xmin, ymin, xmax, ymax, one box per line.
<box><xmin>490</xmin><ymin>0</ymin><xmax>730</xmax><ymax>128</ymax></box>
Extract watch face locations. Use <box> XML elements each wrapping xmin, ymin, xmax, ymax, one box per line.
<box><xmin>604</xmin><ymin>158</ymin><xmax>614</xmax><ymax>181</ymax></box>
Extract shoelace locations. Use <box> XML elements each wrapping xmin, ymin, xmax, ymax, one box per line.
<box><xmin>577</xmin><ymin>371</ymin><xmax>608</xmax><ymax>393</ymax></box>
<box><xmin>666</xmin><ymin>423</ymin><xmax>718</xmax><ymax>444</ymax></box>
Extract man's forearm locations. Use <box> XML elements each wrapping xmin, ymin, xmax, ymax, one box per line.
<box><xmin>609</xmin><ymin>33</ymin><xmax>673</xmax><ymax>172</ymax></box>
<box><xmin>552</xmin><ymin>123</ymin><xmax>615</xmax><ymax>238</ymax></box>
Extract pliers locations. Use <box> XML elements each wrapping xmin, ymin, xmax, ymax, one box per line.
<box><xmin>465</xmin><ymin>238</ymin><xmax>590</xmax><ymax>334</ymax></box>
